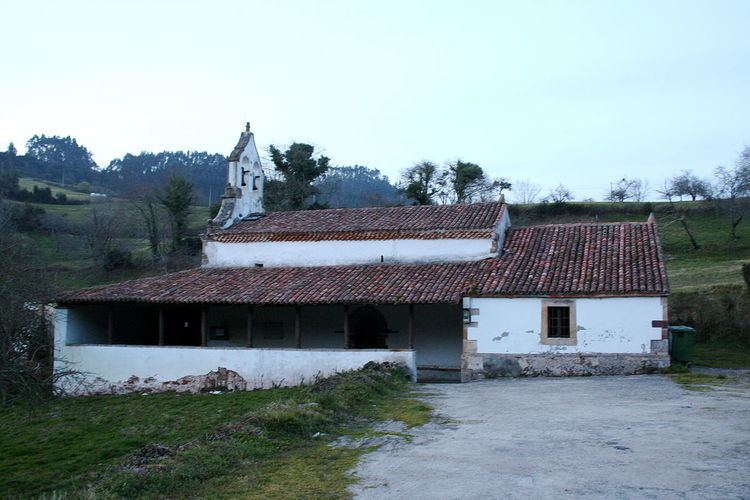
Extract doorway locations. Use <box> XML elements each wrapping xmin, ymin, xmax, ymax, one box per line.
<box><xmin>349</xmin><ymin>306</ymin><xmax>390</xmax><ymax>349</ymax></box>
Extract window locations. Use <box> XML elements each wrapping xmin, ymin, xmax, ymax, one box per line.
<box><xmin>547</xmin><ymin>306</ymin><xmax>570</xmax><ymax>338</ymax></box>
<box><xmin>541</xmin><ymin>300</ymin><xmax>576</xmax><ymax>345</ymax></box>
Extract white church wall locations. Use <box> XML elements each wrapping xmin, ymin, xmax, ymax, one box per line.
<box><xmin>413</xmin><ymin>304</ymin><xmax>463</xmax><ymax>368</ymax></box>
<box><xmin>53</xmin><ymin>308</ymin><xmax>416</xmax><ymax>395</ymax></box>
<box><xmin>203</xmin><ymin>238</ymin><xmax>494</xmax><ymax>268</ymax></box>
<box><xmin>466</xmin><ymin>296</ymin><xmax>665</xmax><ymax>354</ymax></box>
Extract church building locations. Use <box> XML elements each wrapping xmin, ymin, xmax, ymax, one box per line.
<box><xmin>53</xmin><ymin>125</ymin><xmax>670</xmax><ymax>394</ymax></box>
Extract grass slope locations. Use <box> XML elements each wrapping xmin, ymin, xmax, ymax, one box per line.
<box><xmin>11</xmin><ymin>177</ymin><xmax>211</xmax><ymax>290</ymax></box>
<box><xmin>0</xmin><ymin>364</ymin><xmax>429</xmax><ymax>499</ymax></box>
<box><xmin>17</xmin><ymin>177</ymin><xmax>93</xmax><ymax>201</ymax></box>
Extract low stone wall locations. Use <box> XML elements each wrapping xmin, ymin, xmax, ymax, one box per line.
<box><xmin>55</xmin><ymin>345</ymin><xmax>417</xmax><ymax>395</ymax></box>
<box><xmin>462</xmin><ymin>351</ymin><xmax>670</xmax><ymax>380</ymax></box>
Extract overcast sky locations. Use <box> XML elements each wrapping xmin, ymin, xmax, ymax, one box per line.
<box><xmin>1</xmin><ymin>0</ymin><xmax>749</xmax><ymax>200</ymax></box>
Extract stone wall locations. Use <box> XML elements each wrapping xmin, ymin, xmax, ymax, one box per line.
<box><xmin>462</xmin><ymin>349</ymin><xmax>670</xmax><ymax>380</ymax></box>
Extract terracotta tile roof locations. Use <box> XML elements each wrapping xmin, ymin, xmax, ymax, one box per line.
<box><xmin>209</xmin><ymin>202</ymin><xmax>505</xmax><ymax>242</ymax></box>
<box><xmin>58</xmin><ymin>261</ymin><xmax>481</xmax><ymax>306</ymax></box>
<box><xmin>58</xmin><ymin>221</ymin><xmax>668</xmax><ymax>306</ymax></box>
<box><xmin>478</xmin><ymin>222</ymin><xmax>669</xmax><ymax>296</ymax></box>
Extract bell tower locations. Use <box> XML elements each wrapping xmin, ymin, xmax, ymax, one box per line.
<box><xmin>211</xmin><ymin>123</ymin><xmax>265</xmax><ymax>228</ymax></box>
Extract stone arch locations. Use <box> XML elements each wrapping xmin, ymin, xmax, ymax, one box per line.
<box><xmin>349</xmin><ymin>306</ymin><xmax>390</xmax><ymax>349</ymax></box>
<box><xmin>240</xmin><ymin>156</ymin><xmax>250</xmax><ymax>186</ymax></box>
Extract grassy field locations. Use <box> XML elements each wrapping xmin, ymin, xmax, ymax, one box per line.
<box><xmin>0</xmin><ymin>364</ymin><xmax>429</xmax><ymax>498</ymax></box>
<box><xmin>17</xmin><ymin>177</ymin><xmax>93</xmax><ymax>201</ymax></box>
<box><xmin>11</xmin><ymin>177</ymin><xmax>212</xmax><ymax>290</ymax></box>
<box><xmin>693</xmin><ymin>340</ymin><xmax>750</xmax><ymax>368</ymax></box>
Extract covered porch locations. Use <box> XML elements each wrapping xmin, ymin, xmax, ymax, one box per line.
<box><xmin>57</xmin><ymin>302</ymin><xmax>463</xmax><ymax>391</ymax></box>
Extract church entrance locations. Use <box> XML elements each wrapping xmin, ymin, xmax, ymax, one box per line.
<box><xmin>349</xmin><ymin>306</ymin><xmax>390</xmax><ymax>349</ymax></box>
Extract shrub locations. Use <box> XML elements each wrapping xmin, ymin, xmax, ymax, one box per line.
<box><xmin>103</xmin><ymin>248</ymin><xmax>133</xmax><ymax>271</ymax></box>
<box><xmin>669</xmin><ymin>286</ymin><xmax>750</xmax><ymax>343</ymax></box>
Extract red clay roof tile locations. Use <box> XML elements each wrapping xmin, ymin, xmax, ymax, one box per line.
<box><xmin>209</xmin><ymin>202</ymin><xmax>505</xmax><ymax>242</ymax></box>
<box><xmin>59</xmin><ymin>221</ymin><xmax>668</xmax><ymax>306</ymax></box>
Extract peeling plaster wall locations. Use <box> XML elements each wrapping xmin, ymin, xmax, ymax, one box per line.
<box><xmin>467</xmin><ymin>296</ymin><xmax>665</xmax><ymax>355</ymax></box>
<box><xmin>203</xmin><ymin>238</ymin><xmax>495</xmax><ymax>268</ymax></box>
<box><xmin>53</xmin><ymin>308</ymin><xmax>417</xmax><ymax>395</ymax></box>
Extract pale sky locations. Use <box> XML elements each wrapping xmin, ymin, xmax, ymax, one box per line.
<box><xmin>1</xmin><ymin>0</ymin><xmax>749</xmax><ymax>200</ymax></box>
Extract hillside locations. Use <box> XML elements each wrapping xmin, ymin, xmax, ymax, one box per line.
<box><xmin>9</xmin><ymin>177</ymin><xmax>211</xmax><ymax>290</ymax></box>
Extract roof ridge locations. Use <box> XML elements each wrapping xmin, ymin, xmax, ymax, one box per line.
<box><xmin>262</xmin><ymin>200</ymin><xmax>502</xmax><ymax>217</ymax></box>
<box><xmin>512</xmin><ymin>221</ymin><xmax>652</xmax><ymax>230</ymax></box>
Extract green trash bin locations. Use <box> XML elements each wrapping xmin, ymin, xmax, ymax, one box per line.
<box><xmin>669</xmin><ymin>325</ymin><xmax>696</xmax><ymax>364</ymax></box>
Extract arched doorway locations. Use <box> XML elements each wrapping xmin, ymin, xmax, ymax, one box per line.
<box><xmin>349</xmin><ymin>306</ymin><xmax>390</xmax><ymax>349</ymax></box>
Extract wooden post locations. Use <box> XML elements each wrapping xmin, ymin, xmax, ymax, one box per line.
<box><xmin>201</xmin><ymin>307</ymin><xmax>208</xmax><ymax>346</ymax></box>
<box><xmin>107</xmin><ymin>306</ymin><xmax>114</xmax><ymax>344</ymax></box>
<box><xmin>343</xmin><ymin>305</ymin><xmax>350</xmax><ymax>349</ymax></box>
<box><xmin>408</xmin><ymin>304</ymin><xmax>415</xmax><ymax>350</ymax></box>
<box><xmin>294</xmin><ymin>306</ymin><xmax>301</xmax><ymax>348</ymax></box>
<box><xmin>158</xmin><ymin>307</ymin><xmax>165</xmax><ymax>346</ymax></box>
<box><xmin>246</xmin><ymin>306</ymin><xmax>254</xmax><ymax>347</ymax></box>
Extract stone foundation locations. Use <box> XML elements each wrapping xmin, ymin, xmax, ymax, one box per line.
<box><xmin>462</xmin><ymin>352</ymin><xmax>670</xmax><ymax>380</ymax></box>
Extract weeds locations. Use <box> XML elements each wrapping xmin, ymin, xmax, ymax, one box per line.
<box><xmin>4</xmin><ymin>363</ymin><xmax>427</xmax><ymax>498</ymax></box>
<box><xmin>667</xmin><ymin>372</ymin><xmax>729</xmax><ymax>391</ymax></box>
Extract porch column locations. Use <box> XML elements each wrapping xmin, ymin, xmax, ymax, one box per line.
<box><xmin>107</xmin><ymin>306</ymin><xmax>114</xmax><ymax>344</ymax></box>
<box><xmin>343</xmin><ymin>305</ymin><xmax>350</xmax><ymax>348</ymax></box>
<box><xmin>201</xmin><ymin>306</ymin><xmax>208</xmax><ymax>346</ymax></box>
<box><xmin>294</xmin><ymin>306</ymin><xmax>301</xmax><ymax>348</ymax></box>
<box><xmin>158</xmin><ymin>307</ymin><xmax>165</xmax><ymax>346</ymax></box>
<box><xmin>408</xmin><ymin>304</ymin><xmax>415</xmax><ymax>350</ymax></box>
<box><xmin>246</xmin><ymin>306</ymin><xmax>254</xmax><ymax>347</ymax></box>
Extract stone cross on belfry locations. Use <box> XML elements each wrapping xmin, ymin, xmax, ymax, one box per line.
<box><xmin>245</xmin><ymin>122</ymin><xmax>251</xmax><ymax>133</ymax></box>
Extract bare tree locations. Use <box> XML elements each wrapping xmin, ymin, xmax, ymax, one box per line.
<box><xmin>605</xmin><ymin>178</ymin><xmax>651</xmax><ymax>202</ymax></box>
<box><xmin>84</xmin><ymin>205</ymin><xmax>121</xmax><ymax>267</ymax></box>
<box><xmin>630</xmin><ymin>179</ymin><xmax>650</xmax><ymax>202</ymax></box>
<box><xmin>668</xmin><ymin>170</ymin><xmax>712</xmax><ymax>201</ymax></box>
<box><xmin>657</xmin><ymin>183</ymin><xmax>700</xmax><ymax>250</ymax></box>
<box><xmin>129</xmin><ymin>187</ymin><xmax>166</xmax><ymax>264</ymax></box>
<box><xmin>546</xmin><ymin>184</ymin><xmax>574</xmax><ymax>203</ymax></box>
<box><xmin>714</xmin><ymin>160</ymin><xmax>750</xmax><ymax>240</ymax></box>
<box><xmin>0</xmin><ymin>203</ymin><xmax>73</xmax><ymax>405</ymax></box>
<box><xmin>513</xmin><ymin>179</ymin><xmax>542</xmax><ymax>204</ymax></box>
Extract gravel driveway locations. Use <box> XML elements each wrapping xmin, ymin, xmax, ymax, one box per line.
<box><xmin>351</xmin><ymin>375</ymin><xmax>750</xmax><ymax>499</ymax></box>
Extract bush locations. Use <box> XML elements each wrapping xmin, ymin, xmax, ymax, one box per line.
<box><xmin>103</xmin><ymin>248</ymin><xmax>133</xmax><ymax>271</ymax></box>
<box><xmin>669</xmin><ymin>286</ymin><xmax>750</xmax><ymax>343</ymax></box>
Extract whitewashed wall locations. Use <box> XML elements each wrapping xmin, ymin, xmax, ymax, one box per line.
<box><xmin>466</xmin><ymin>296</ymin><xmax>664</xmax><ymax>354</ymax></box>
<box><xmin>204</xmin><ymin>238</ymin><xmax>495</xmax><ymax>267</ymax></box>
<box><xmin>53</xmin><ymin>309</ymin><xmax>416</xmax><ymax>395</ymax></box>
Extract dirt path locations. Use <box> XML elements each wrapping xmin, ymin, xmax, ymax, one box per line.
<box><xmin>351</xmin><ymin>376</ymin><xmax>750</xmax><ymax>499</ymax></box>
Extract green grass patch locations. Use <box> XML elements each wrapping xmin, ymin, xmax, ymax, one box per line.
<box><xmin>0</xmin><ymin>388</ymin><xmax>298</xmax><ymax>497</ymax></box>
<box><xmin>1</xmin><ymin>363</ymin><xmax>426</xmax><ymax>498</ymax></box>
<box><xmin>203</xmin><ymin>443</ymin><xmax>364</xmax><ymax>499</ymax></box>
<box><xmin>693</xmin><ymin>341</ymin><xmax>750</xmax><ymax>368</ymax></box>
<box><xmin>18</xmin><ymin>177</ymin><xmax>94</xmax><ymax>201</ymax></box>
<box><xmin>375</xmin><ymin>394</ymin><xmax>432</xmax><ymax>427</ymax></box>
<box><xmin>667</xmin><ymin>372</ymin><xmax>729</xmax><ymax>391</ymax></box>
